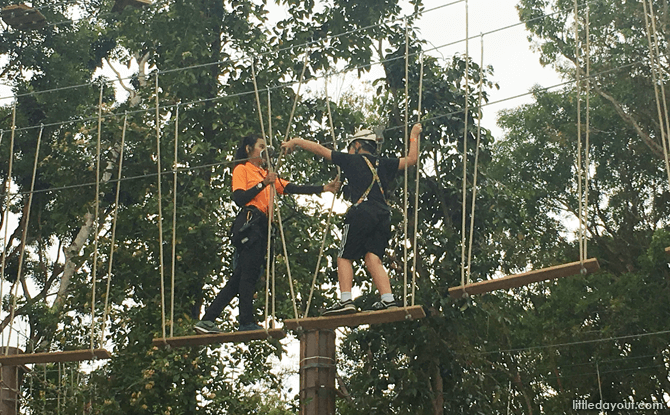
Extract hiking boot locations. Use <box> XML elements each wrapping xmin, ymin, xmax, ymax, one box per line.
<box><xmin>238</xmin><ymin>323</ymin><xmax>263</xmax><ymax>332</ymax></box>
<box><xmin>194</xmin><ymin>320</ymin><xmax>223</xmax><ymax>334</ymax></box>
<box><xmin>321</xmin><ymin>299</ymin><xmax>357</xmax><ymax>316</ymax></box>
<box><xmin>367</xmin><ymin>299</ymin><xmax>399</xmax><ymax>311</ymax></box>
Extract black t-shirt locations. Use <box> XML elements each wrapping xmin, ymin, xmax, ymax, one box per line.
<box><xmin>331</xmin><ymin>151</ymin><xmax>400</xmax><ymax>207</ymax></box>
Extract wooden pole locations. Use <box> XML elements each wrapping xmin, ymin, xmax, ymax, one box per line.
<box><xmin>300</xmin><ymin>330</ymin><xmax>336</xmax><ymax>415</ymax></box>
<box><xmin>0</xmin><ymin>347</ymin><xmax>24</xmax><ymax>415</ymax></box>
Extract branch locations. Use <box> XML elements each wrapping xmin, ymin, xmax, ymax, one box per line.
<box><xmin>51</xmin><ymin>212</ymin><xmax>94</xmax><ymax>313</ymax></box>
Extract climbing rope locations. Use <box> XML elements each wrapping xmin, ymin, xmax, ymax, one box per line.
<box><xmin>642</xmin><ymin>0</ymin><xmax>670</xmax><ymax>191</ymax></box>
<box><xmin>155</xmin><ymin>74</ymin><xmax>167</xmax><ymax>341</ymax></box>
<box><xmin>411</xmin><ymin>53</ymin><xmax>424</xmax><ymax>305</ymax></box>
<box><xmin>6</xmin><ymin>124</ymin><xmax>43</xmax><ymax>355</ymax></box>
<box><xmin>265</xmin><ymin>88</ymin><xmax>273</xmax><ymax>328</ymax></box>
<box><xmin>460</xmin><ymin>0</ymin><xmax>471</xmax><ymax>288</ymax></box>
<box><xmin>465</xmin><ymin>35</ymin><xmax>485</xmax><ymax>286</ymax></box>
<box><xmin>170</xmin><ymin>105</ymin><xmax>179</xmax><ymax>338</ymax></box>
<box><xmin>304</xmin><ymin>73</ymin><xmax>341</xmax><ymax>318</ymax></box>
<box><xmin>251</xmin><ymin>58</ymin><xmax>276</xmax><ymax>333</ymax></box>
<box><xmin>100</xmin><ymin>113</ymin><xmax>127</xmax><ymax>348</ymax></box>
<box><xmin>90</xmin><ymin>83</ymin><xmax>103</xmax><ymax>351</ymax></box>
<box><xmin>0</xmin><ymin>105</ymin><xmax>16</xmax><ymax>353</ymax></box>
<box><xmin>403</xmin><ymin>18</ymin><xmax>410</xmax><ymax>308</ymax></box>
<box><xmin>271</xmin><ymin>53</ymin><xmax>311</xmax><ymax>324</ymax></box>
<box><xmin>574</xmin><ymin>0</ymin><xmax>584</xmax><ymax>266</ymax></box>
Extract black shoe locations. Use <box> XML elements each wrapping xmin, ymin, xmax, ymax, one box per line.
<box><xmin>238</xmin><ymin>323</ymin><xmax>263</xmax><ymax>332</ymax></box>
<box><xmin>367</xmin><ymin>299</ymin><xmax>399</xmax><ymax>311</ymax></box>
<box><xmin>321</xmin><ymin>299</ymin><xmax>357</xmax><ymax>316</ymax></box>
<box><xmin>194</xmin><ymin>320</ymin><xmax>223</xmax><ymax>334</ymax></box>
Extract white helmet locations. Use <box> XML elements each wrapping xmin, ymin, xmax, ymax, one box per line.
<box><xmin>346</xmin><ymin>129</ymin><xmax>379</xmax><ymax>153</ymax></box>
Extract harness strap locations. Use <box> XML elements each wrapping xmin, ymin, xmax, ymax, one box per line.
<box><xmin>354</xmin><ymin>156</ymin><xmax>385</xmax><ymax>206</ymax></box>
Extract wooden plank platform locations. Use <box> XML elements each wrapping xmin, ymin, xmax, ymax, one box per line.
<box><xmin>449</xmin><ymin>258</ymin><xmax>600</xmax><ymax>299</ymax></box>
<box><xmin>0</xmin><ymin>349</ymin><xmax>111</xmax><ymax>366</ymax></box>
<box><xmin>283</xmin><ymin>305</ymin><xmax>426</xmax><ymax>331</ymax></box>
<box><xmin>152</xmin><ymin>329</ymin><xmax>286</xmax><ymax>348</ymax></box>
<box><xmin>1</xmin><ymin>4</ymin><xmax>47</xmax><ymax>30</ymax></box>
<box><xmin>112</xmin><ymin>0</ymin><xmax>151</xmax><ymax>12</ymax></box>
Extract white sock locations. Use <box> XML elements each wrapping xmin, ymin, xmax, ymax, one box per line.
<box><xmin>341</xmin><ymin>292</ymin><xmax>352</xmax><ymax>302</ymax></box>
<box><xmin>381</xmin><ymin>293</ymin><xmax>394</xmax><ymax>303</ymax></box>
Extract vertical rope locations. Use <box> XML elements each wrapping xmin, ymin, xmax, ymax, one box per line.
<box><xmin>411</xmin><ymin>54</ymin><xmax>424</xmax><ymax>306</ymax></box>
<box><xmin>251</xmin><ymin>59</ymin><xmax>276</xmax><ymax>331</ymax></box>
<box><xmin>1</xmin><ymin>105</ymin><xmax>16</xmax><ymax>354</ymax></box>
<box><xmin>304</xmin><ymin>73</ymin><xmax>340</xmax><ymax>317</ymax></box>
<box><xmin>403</xmin><ymin>18</ymin><xmax>410</xmax><ymax>307</ymax></box>
<box><xmin>645</xmin><ymin>0</ymin><xmax>670</xmax><ymax>189</ymax></box>
<box><xmin>265</xmin><ymin>88</ymin><xmax>272</xmax><ymax>328</ymax></box>
<box><xmin>155</xmin><ymin>74</ymin><xmax>167</xmax><ymax>340</ymax></box>
<box><xmin>170</xmin><ymin>105</ymin><xmax>179</xmax><ymax>338</ymax></box>
<box><xmin>100</xmin><ymin>115</ymin><xmax>127</xmax><ymax>348</ymax></box>
<box><xmin>460</xmin><ymin>0</ymin><xmax>470</xmax><ymax>288</ymax></box>
<box><xmin>574</xmin><ymin>0</ymin><xmax>584</xmax><ymax>266</ymax></box>
<box><xmin>584</xmin><ymin>5</ymin><xmax>590</xmax><ymax>261</ymax></box>
<box><xmin>90</xmin><ymin>83</ymin><xmax>103</xmax><ymax>351</ymax></box>
<box><xmin>466</xmin><ymin>35</ymin><xmax>484</xmax><ymax>288</ymax></box>
<box><xmin>6</xmin><ymin>125</ymin><xmax>43</xmax><ymax>355</ymax></box>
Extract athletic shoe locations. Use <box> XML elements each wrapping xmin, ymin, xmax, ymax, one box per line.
<box><xmin>367</xmin><ymin>299</ymin><xmax>399</xmax><ymax>311</ymax></box>
<box><xmin>321</xmin><ymin>299</ymin><xmax>357</xmax><ymax>316</ymax></box>
<box><xmin>238</xmin><ymin>323</ymin><xmax>263</xmax><ymax>332</ymax></box>
<box><xmin>194</xmin><ymin>320</ymin><xmax>223</xmax><ymax>334</ymax></box>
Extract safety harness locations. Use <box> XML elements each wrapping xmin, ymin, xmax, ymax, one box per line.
<box><xmin>354</xmin><ymin>156</ymin><xmax>385</xmax><ymax>206</ymax></box>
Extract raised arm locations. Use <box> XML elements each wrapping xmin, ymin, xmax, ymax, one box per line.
<box><xmin>398</xmin><ymin>123</ymin><xmax>422</xmax><ymax>171</ymax></box>
<box><xmin>282</xmin><ymin>138</ymin><xmax>333</xmax><ymax>161</ymax></box>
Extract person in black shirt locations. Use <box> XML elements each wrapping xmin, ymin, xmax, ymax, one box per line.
<box><xmin>282</xmin><ymin>123</ymin><xmax>421</xmax><ymax>315</ymax></box>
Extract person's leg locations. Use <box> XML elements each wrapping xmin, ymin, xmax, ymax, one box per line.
<box><xmin>336</xmin><ymin>257</ymin><xmax>354</xmax><ymax>293</ymax></box>
<box><xmin>364</xmin><ymin>252</ymin><xmax>392</xmax><ymax>295</ymax></box>
<box><xmin>201</xmin><ymin>261</ymin><xmax>242</xmax><ymax>322</ymax></box>
<box><xmin>237</xmin><ymin>238</ymin><xmax>265</xmax><ymax>326</ymax></box>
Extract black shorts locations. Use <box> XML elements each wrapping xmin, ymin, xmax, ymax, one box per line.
<box><xmin>338</xmin><ymin>203</ymin><xmax>391</xmax><ymax>261</ymax></box>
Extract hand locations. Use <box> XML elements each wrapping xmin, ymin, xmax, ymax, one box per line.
<box><xmin>262</xmin><ymin>172</ymin><xmax>278</xmax><ymax>185</ymax></box>
<box><xmin>281</xmin><ymin>138</ymin><xmax>300</xmax><ymax>155</ymax></box>
<box><xmin>323</xmin><ymin>177</ymin><xmax>341</xmax><ymax>194</ymax></box>
<box><xmin>410</xmin><ymin>123</ymin><xmax>422</xmax><ymax>139</ymax></box>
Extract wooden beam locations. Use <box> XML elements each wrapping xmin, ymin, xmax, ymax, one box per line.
<box><xmin>0</xmin><ymin>349</ymin><xmax>111</xmax><ymax>366</ymax></box>
<box><xmin>283</xmin><ymin>305</ymin><xmax>426</xmax><ymax>331</ymax></box>
<box><xmin>1</xmin><ymin>4</ymin><xmax>46</xmax><ymax>30</ymax></box>
<box><xmin>664</xmin><ymin>247</ymin><xmax>670</xmax><ymax>255</ymax></box>
<box><xmin>152</xmin><ymin>329</ymin><xmax>286</xmax><ymax>348</ymax></box>
<box><xmin>449</xmin><ymin>258</ymin><xmax>600</xmax><ymax>299</ymax></box>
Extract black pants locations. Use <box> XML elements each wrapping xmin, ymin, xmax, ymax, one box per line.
<box><xmin>202</xmin><ymin>224</ymin><xmax>267</xmax><ymax>326</ymax></box>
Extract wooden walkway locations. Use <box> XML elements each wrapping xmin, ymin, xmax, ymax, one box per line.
<box><xmin>449</xmin><ymin>258</ymin><xmax>600</xmax><ymax>299</ymax></box>
<box><xmin>283</xmin><ymin>305</ymin><xmax>426</xmax><ymax>331</ymax></box>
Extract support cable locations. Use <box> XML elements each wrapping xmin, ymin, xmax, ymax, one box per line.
<box><xmin>170</xmin><ymin>105</ymin><xmax>179</xmax><ymax>338</ymax></box>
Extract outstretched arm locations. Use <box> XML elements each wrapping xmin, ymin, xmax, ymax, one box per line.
<box><xmin>282</xmin><ymin>138</ymin><xmax>333</xmax><ymax>161</ymax></box>
<box><xmin>398</xmin><ymin>123</ymin><xmax>422</xmax><ymax>170</ymax></box>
